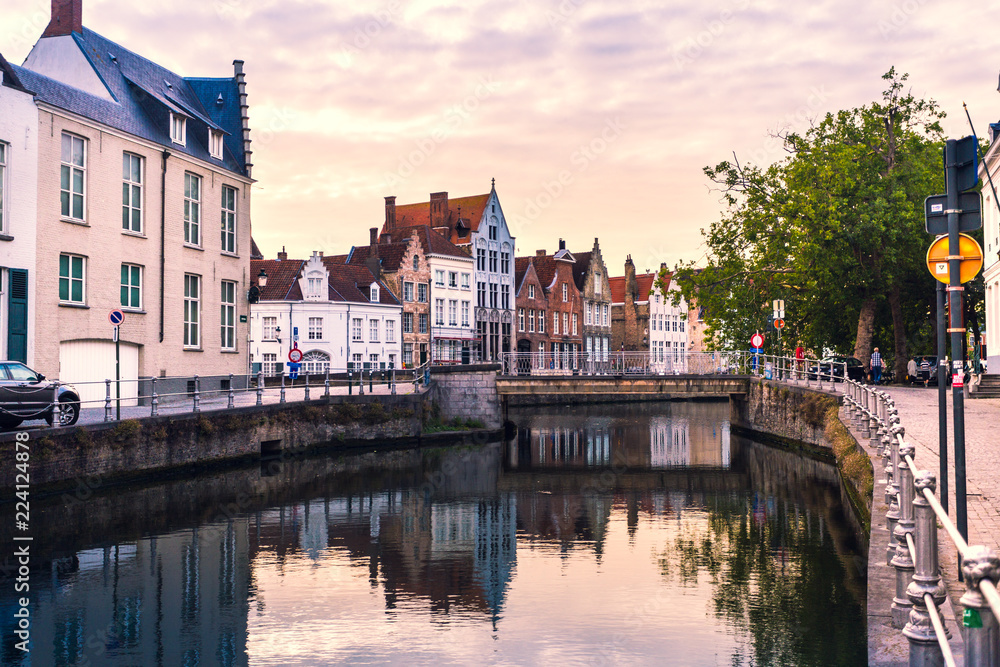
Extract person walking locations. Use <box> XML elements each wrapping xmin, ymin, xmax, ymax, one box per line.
<box><xmin>920</xmin><ymin>357</ymin><xmax>931</xmax><ymax>386</ymax></box>
<box><xmin>870</xmin><ymin>347</ymin><xmax>883</xmax><ymax>385</ymax></box>
<box><xmin>907</xmin><ymin>357</ymin><xmax>917</xmax><ymax>384</ymax></box>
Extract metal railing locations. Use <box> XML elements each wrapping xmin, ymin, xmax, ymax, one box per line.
<box><xmin>846</xmin><ymin>379</ymin><xmax>1000</xmax><ymax>666</ymax></box>
<box><xmin>500</xmin><ymin>350</ymin><xmax>849</xmax><ymax>384</ymax></box>
<box><xmin>4</xmin><ymin>365</ymin><xmax>435</xmax><ymax>428</ymax></box>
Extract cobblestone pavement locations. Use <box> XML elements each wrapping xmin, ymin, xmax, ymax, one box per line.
<box><xmin>15</xmin><ymin>379</ymin><xmax>424</xmax><ymax>431</ymax></box>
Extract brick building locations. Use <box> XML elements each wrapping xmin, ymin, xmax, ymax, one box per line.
<box><xmin>572</xmin><ymin>238</ymin><xmax>612</xmax><ymax>362</ymax></box>
<box><xmin>611</xmin><ymin>257</ymin><xmax>689</xmax><ymax>366</ymax></box>
<box><xmin>515</xmin><ymin>240</ymin><xmax>583</xmax><ymax>366</ymax></box>
<box><xmin>610</xmin><ymin>256</ymin><xmax>651</xmax><ymax>352</ymax></box>
<box><xmin>514</xmin><ymin>257</ymin><xmax>549</xmax><ymax>354</ymax></box>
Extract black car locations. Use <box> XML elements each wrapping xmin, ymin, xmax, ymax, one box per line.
<box><xmin>0</xmin><ymin>361</ymin><xmax>80</xmax><ymax>430</ymax></box>
<box><xmin>807</xmin><ymin>356</ymin><xmax>865</xmax><ymax>382</ymax></box>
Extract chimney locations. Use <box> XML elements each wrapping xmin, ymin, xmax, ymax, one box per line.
<box><xmin>277</xmin><ymin>246</ymin><xmax>287</xmax><ymax>261</ymax></box>
<box><xmin>536</xmin><ymin>249</ymin><xmax>546</xmax><ymax>257</ymax></box>
<box><xmin>430</xmin><ymin>192</ymin><xmax>448</xmax><ymax>227</ymax></box>
<box><xmin>384</xmin><ymin>196</ymin><xmax>396</xmax><ymax>230</ymax></box>
<box><xmin>43</xmin><ymin>0</ymin><xmax>83</xmax><ymax>37</ymax></box>
<box><xmin>370</xmin><ymin>227</ymin><xmax>378</xmax><ymax>247</ymax></box>
<box><xmin>558</xmin><ymin>238</ymin><xmax>566</xmax><ymax>250</ymax></box>
<box><xmin>233</xmin><ymin>60</ymin><xmax>252</xmax><ymax>178</ymax></box>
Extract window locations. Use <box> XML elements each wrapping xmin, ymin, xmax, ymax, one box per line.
<box><xmin>528</xmin><ymin>309</ymin><xmax>535</xmax><ymax>332</ymax></box>
<box><xmin>60</xmin><ymin>133</ymin><xmax>86</xmax><ymax>221</ymax></box>
<box><xmin>120</xmin><ymin>264</ymin><xmax>142</xmax><ymax>309</ymax></box>
<box><xmin>412</xmin><ymin>256</ymin><xmax>419</xmax><ymax>270</ymax></box>
<box><xmin>403</xmin><ymin>312</ymin><xmax>413</xmax><ymax>333</ymax></box>
<box><xmin>572</xmin><ymin>313</ymin><xmax>578</xmax><ymax>335</ymax></box>
<box><xmin>448</xmin><ymin>271</ymin><xmax>458</xmax><ymax>288</ymax></box>
<box><xmin>448</xmin><ymin>300</ymin><xmax>457</xmax><ymax>326</ymax></box>
<box><xmin>221</xmin><ymin>185</ymin><xmax>237</xmax><ymax>253</ymax></box>
<box><xmin>404</xmin><ymin>281</ymin><xmax>414</xmax><ymax>302</ymax></box>
<box><xmin>553</xmin><ymin>312</ymin><xmax>559</xmax><ymax>335</ymax></box>
<box><xmin>489</xmin><ymin>283</ymin><xmax>498</xmax><ymax>308</ymax></box>
<box><xmin>673</xmin><ymin>318</ymin><xmax>678</xmax><ymax>332</ymax></box>
<box><xmin>461</xmin><ymin>301</ymin><xmax>470</xmax><ymax>326</ymax></box>
<box><xmin>351</xmin><ymin>352</ymin><xmax>363</xmax><ymax>368</ymax></box>
<box><xmin>477</xmin><ymin>283</ymin><xmax>486</xmax><ymax>307</ymax></box>
<box><xmin>262</xmin><ymin>353</ymin><xmax>277</xmax><ymax>376</ymax></box>
<box><xmin>489</xmin><ymin>224</ymin><xmax>497</xmax><ymax>240</ymax></box>
<box><xmin>586</xmin><ymin>302</ymin><xmax>592</xmax><ymax>325</ymax></box>
<box><xmin>369</xmin><ymin>353</ymin><xmax>379</xmax><ymax>367</ymax></box>
<box><xmin>184</xmin><ymin>173</ymin><xmax>201</xmax><ymax>245</ymax></box>
<box><xmin>263</xmin><ymin>316</ymin><xmax>277</xmax><ymax>340</ymax></box>
<box><xmin>489</xmin><ymin>250</ymin><xmax>498</xmax><ymax>272</ymax></box>
<box><xmin>562</xmin><ymin>283</ymin><xmax>568</xmax><ymax>302</ymax></box>
<box><xmin>122</xmin><ymin>152</ymin><xmax>142</xmax><ymax>233</ymax></box>
<box><xmin>594</xmin><ymin>276</ymin><xmax>602</xmax><ymax>295</ymax></box>
<box><xmin>655</xmin><ymin>294</ymin><xmax>660</xmax><ymax>304</ymax></box>
<box><xmin>417</xmin><ymin>283</ymin><xmax>428</xmax><ymax>303</ymax></box>
<box><xmin>501</xmin><ymin>251</ymin><xmax>510</xmax><ymax>274</ymax></box>
<box><xmin>603</xmin><ymin>304</ymin><xmax>609</xmax><ymax>326</ymax></box>
<box><xmin>403</xmin><ymin>343</ymin><xmax>413</xmax><ymax>365</ymax></box>
<box><xmin>518</xmin><ymin>308</ymin><xmax>525</xmax><ymax>331</ymax></box>
<box><xmin>461</xmin><ymin>273</ymin><xmax>470</xmax><ymax>289</ymax></box>
<box><xmin>303</xmin><ymin>350</ymin><xmax>330</xmax><ymax>374</ymax></box>
<box><xmin>308</xmin><ymin>317</ymin><xmax>323</xmax><ymax>340</ymax></box>
<box><xmin>501</xmin><ymin>284</ymin><xmax>510</xmax><ymax>310</ymax></box>
<box><xmin>386</xmin><ymin>319</ymin><xmax>396</xmax><ymax>343</ymax></box>
<box><xmin>435</xmin><ymin>298</ymin><xmax>445</xmax><ymax>326</ymax></box>
<box><xmin>307</xmin><ymin>277</ymin><xmax>322</xmax><ymax>297</ymax></box>
<box><xmin>680</xmin><ymin>319</ymin><xmax>685</xmax><ymax>333</ymax></box>
<box><xmin>477</xmin><ymin>248</ymin><xmax>486</xmax><ymax>271</ymax></box>
<box><xmin>419</xmin><ymin>313</ymin><xmax>428</xmax><ymax>334</ymax></box>
<box><xmin>563</xmin><ymin>312</ymin><xmax>569</xmax><ymax>335</ymax></box>
<box><xmin>221</xmin><ymin>281</ymin><xmax>236</xmax><ymax>350</ymax></box>
<box><xmin>538</xmin><ymin>310</ymin><xmax>545</xmax><ymax>333</ymax></box>
<box><xmin>435</xmin><ymin>270</ymin><xmax>445</xmax><ymax>286</ymax></box>
<box><xmin>209</xmin><ymin>130</ymin><xmax>224</xmax><ymax>159</ymax></box>
<box><xmin>170</xmin><ymin>113</ymin><xmax>186</xmax><ymax>144</ymax></box>
<box><xmin>369</xmin><ymin>284</ymin><xmax>379</xmax><ymax>302</ymax></box>
<box><xmin>183</xmin><ymin>274</ymin><xmax>200</xmax><ymax>348</ymax></box>
<box><xmin>59</xmin><ymin>254</ymin><xmax>85</xmax><ymax>304</ymax></box>
<box><xmin>352</xmin><ymin>318</ymin><xmax>362</xmax><ymax>341</ymax></box>
<box><xmin>0</xmin><ymin>142</ymin><xmax>5</xmax><ymax>232</ymax></box>
<box><xmin>370</xmin><ymin>319</ymin><xmax>380</xmax><ymax>341</ymax></box>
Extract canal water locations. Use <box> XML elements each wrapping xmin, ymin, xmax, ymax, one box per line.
<box><xmin>1</xmin><ymin>401</ymin><xmax>866</xmax><ymax>666</ymax></box>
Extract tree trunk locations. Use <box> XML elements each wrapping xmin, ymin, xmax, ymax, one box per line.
<box><xmin>889</xmin><ymin>284</ymin><xmax>908</xmax><ymax>380</ymax></box>
<box><xmin>853</xmin><ymin>297</ymin><xmax>877</xmax><ymax>363</ymax></box>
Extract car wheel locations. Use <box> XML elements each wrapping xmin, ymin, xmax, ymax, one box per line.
<box><xmin>0</xmin><ymin>415</ymin><xmax>23</xmax><ymax>431</ymax></box>
<box><xmin>56</xmin><ymin>396</ymin><xmax>80</xmax><ymax>426</ymax></box>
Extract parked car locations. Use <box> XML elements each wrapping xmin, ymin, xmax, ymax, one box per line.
<box><xmin>0</xmin><ymin>361</ymin><xmax>80</xmax><ymax>430</ymax></box>
<box><xmin>807</xmin><ymin>356</ymin><xmax>865</xmax><ymax>382</ymax></box>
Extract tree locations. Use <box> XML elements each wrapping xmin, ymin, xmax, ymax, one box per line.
<box><xmin>665</xmin><ymin>69</ymin><xmax>945</xmax><ymax>378</ymax></box>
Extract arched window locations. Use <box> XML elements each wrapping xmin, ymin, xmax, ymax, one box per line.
<box><xmin>302</xmin><ymin>350</ymin><xmax>330</xmax><ymax>374</ymax></box>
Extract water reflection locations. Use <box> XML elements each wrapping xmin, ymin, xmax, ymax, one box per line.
<box><xmin>0</xmin><ymin>401</ymin><xmax>865</xmax><ymax>666</ymax></box>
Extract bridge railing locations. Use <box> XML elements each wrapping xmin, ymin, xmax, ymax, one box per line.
<box><xmin>845</xmin><ymin>379</ymin><xmax>998</xmax><ymax>665</ymax></box>
<box><xmin>500</xmin><ymin>351</ymin><xmax>758</xmax><ymax>376</ymax></box>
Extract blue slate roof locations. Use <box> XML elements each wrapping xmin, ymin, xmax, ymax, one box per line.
<box><xmin>12</xmin><ymin>27</ymin><xmax>248</xmax><ymax>177</ymax></box>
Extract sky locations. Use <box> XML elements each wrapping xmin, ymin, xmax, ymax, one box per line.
<box><xmin>4</xmin><ymin>0</ymin><xmax>1000</xmax><ymax>278</ymax></box>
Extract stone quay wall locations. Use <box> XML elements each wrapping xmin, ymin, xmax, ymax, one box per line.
<box><xmin>426</xmin><ymin>364</ymin><xmax>504</xmax><ymax>429</ymax></box>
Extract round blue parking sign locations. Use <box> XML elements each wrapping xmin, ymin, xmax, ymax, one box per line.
<box><xmin>109</xmin><ymin>309</ymin><xmax>125</xmax><ymax>326</ymax></box>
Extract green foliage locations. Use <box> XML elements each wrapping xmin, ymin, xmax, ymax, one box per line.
<box><xmin>664</xmin><ymin>69</ymin><xmax>955</xmax><ymax>367</ymax></box>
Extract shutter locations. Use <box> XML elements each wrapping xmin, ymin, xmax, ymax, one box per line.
<box><xmin>7</xmin><ymin>269</ymin><xmax>28</xmax><ymax>363</ymax></box>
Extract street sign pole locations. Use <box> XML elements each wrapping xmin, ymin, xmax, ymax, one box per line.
<box><xmin>115</xmin><ymin>326</ymin><xmax>121</xmax><ymax>421</ymax></box>
<box><xmin>945</xmin><ymin>138</ymin><xmax>968</xmax><ymax>544</ymax></box>
<box><xmin>937</xmin><ymin>281</ymin><xmax>948</xmax><ymax>514</ymax></box>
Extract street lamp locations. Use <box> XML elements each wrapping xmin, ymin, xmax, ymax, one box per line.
<box><xmin>257</xmin><ymin>268</ymin><xmax>268</xmax><ymax>287</ymax></box>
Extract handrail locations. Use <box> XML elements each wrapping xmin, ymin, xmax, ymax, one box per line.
<box><xmin>925</xmin><ymin>593</ymin><xmax>957</xmax><ymax>667</ymax></box>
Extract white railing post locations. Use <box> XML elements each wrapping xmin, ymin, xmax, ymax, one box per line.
<box><xmin>890</xmin><ymin>441</ymin><xmax>916</xmax><ymax>627</ymax></box>
<box><xmin>151</xmin><ymin>377</ymin><xmax>159</xmax><ymax>417</ymax></box>
<box><xmin>903</xmin><ymin>471</ymin><xmax>949</xmax><ymax>664</ymax></box>
<box><xmin>192</xmin><ymin>375</ymin><xmax>200</xmax><ymax>413</ymax></box>
<box><xmin>104</xmin><ymin>379</ymin><xmax>112</xmax><ymax>422</ymax></box>
<box><xmin>227</xmin><ymin>373</ymin><xmax>235</xmax><ymax>409</ymax></box>
<box><xmin>256</xmin><ymin>371</ymin><xmax>264</xmax><ymax>406</ymax></box>
<box><xmin>959</xmin><ymin>546</ymin><xmax>1000</xmax><ymax>666</ymax></box>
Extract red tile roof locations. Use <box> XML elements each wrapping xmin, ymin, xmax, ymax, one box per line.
<box><xmin>384</xmin><ymin>193</ymin><xmax>491</xmax><ymax>246</ymax></box>
<box><xmin>609</xmin><ymin>275</ymin><xmax>626</xmax><ymax>304</ymax></box>
<box><xmin>250</xmin><ymin>258</ymin><xmax>399</xmax><ymax>305</ymax></box>
<box><xmin>251</xmin><ymin>259</ymin><xmax>305</xmax><ymax>301</ymax></box>
<box><xmin>608</xmin><ymin>272</ymin><xmax>659</xmax><ymax>304</ymax></box>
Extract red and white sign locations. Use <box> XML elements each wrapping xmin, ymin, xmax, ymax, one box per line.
<box><xmin>953</xmin><ymin>374</ymin><xmax>963</xmax><ymax>387</ymax></box>
<box><xmin>108</xmin><ymin>309</ymin><xmax>125</xmax><ymax>326</ymax></box>
<box><xmin>750</xmin><ymin>333</ymin><xmax>764</xmax><ymax>349</ymax></box>
<box><xmin>288</xmin><ymin>348</ymin><xmax>303</xmax><ymax>363</ymax></box>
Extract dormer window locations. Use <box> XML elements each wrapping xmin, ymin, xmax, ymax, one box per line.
<box><xmin>170</xmin><ymin>113</ymin><xmax>186</xmax><ymax>145</ymax></box>
<box><xmin>209</xmin><ymin>130</ymin><xmax>224</xmax><ymax>159</ymax></box>
<box><xmin>370</xmin><ymin>284</ymin><xmax>379</xmax><ymax>302</ymax></box>
<box><xmin>308</xmin><ymin>277</ymin><xmax>322</xmax><ymax>296</ymax></box>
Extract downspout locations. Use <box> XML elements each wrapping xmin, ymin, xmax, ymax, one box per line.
<box><xmin>159</xmin><ymin>150</ymin><xmax>171</xmax><ymax>342</ymax></box>
<box><xmin>346</xmin><ymin>304</ymin><xmax>351</xmax><ymax>371</ymax></box>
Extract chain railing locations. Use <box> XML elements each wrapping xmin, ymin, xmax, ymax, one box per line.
<box><xmin>845</xmin><ymin>379</ymin><xmax>1000</xmax><ymax>666</ymax></box>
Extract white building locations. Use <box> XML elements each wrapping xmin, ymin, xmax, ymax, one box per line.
<box><xmin>649</xmin><ymin>268</ymin><xmax>689</xmax><ymax>372</ymax></box>
<box><xmin>428</xmin><ymin>242</ymin><xmax>476</xmax><ymax>363</ymax></box>
<box><xmin>0</xmin><ymin>56</ymin><xmax>38</xmax><ymax>366</ymax></box>
<box><xmin>249</xmin><ymin>252</ymin><xmax>402</xmax><ymax>375</ymax></box>
<box><xmin>981</xmin><ymin>127</ymin><xmax>1000</xmax><ymax>373</ymax></box>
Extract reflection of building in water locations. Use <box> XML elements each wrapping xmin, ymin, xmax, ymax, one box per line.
<box><xmin>17</xmin><ymin>521</ymin><xmax>250</xmax><ymax>667</ymax></box>
<box><xmin>516</xmin><ymin>492</ymin><xmax>613</xmax><ymax>555</ymax></box>
<box><xmin>649</xmin><ymin>415</ymin><xmax>690</xmax><ymax>467</ymax></box>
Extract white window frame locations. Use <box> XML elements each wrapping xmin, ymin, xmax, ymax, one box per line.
<box><xmin>461</xmin><ymin>273</ymin><xmax>470</xmax><ymax>290</ymax></box>
<box><xmin>435</xmin><ymin>298</ymin><xmax>445</xmax><ymax>326</ymax></box>
<box><xmin>122</xmin><ymin>152</ymin><xmax>143</xmax><ymax>234</ymax></box>
<box><xmin>59</xmin><ymin>253</ymin><xmax>86</xmax><ymax>304</ymax></box>
<box><xmin>60</xmin><ymin>133</ymin><xmax>86</xmax><ymax>222</ymax></box>
<box><xmin>435</xmin><ymin>270</ymin><xmax>445</xmax><ymax>286</ymax></box>
<box><xmin>184</xmin><ymin>173</ymin><xmax>201</xmax><ymax>246</ymax></box>
<box><xmin>528</xmin><ymin>309</ymin><xmax>535</xmax><ymax>333</ymax></box>
<box><xmin>403</xmin><ymin>312</ymin><xmax>413</xmax><ymax>333</ymax></box>
<box><xmin>553</xmin><ymin>312</ymin><xmax>559</xmax><ymax>335</ymax></box>
<box><xmin>221</xmin><ymin>280</ymin><xmax>237</xmax><ymax>350</ymax></box>
<box><xmin>209</xmin><ymin>130</ymin><xmax>224</xmax><ymax>159</ymax></box>
<box><xmin>262</xmin><ymin>352</ymin><xmax>277</xmax><ymax>376</ymax></box>
<box><xmin>352</xmin><ymin>318</ymin><xmax>363</xmax><ymax>341</ymax></box>
<box><xmin>0</xmin><ymin>141</ymin><xmax>6</xmax><ymax>233</ymax></box>
<box><xmin>562</xmin><ymin>283</ymin><xmax>568</xmax><ymax>302</ymax></box>
<box><xmin>461</xmin><ymin>301</ymin><xmax>470</xmax><ymax>327</ymax></box>
<box><xmin>417</xmin><ymin>283</ymin><xmax>428</xmax><ymax>303</ymax></box>
<box><xmin>369</xmin><ymin>318</ymin><xmax>380</xmax><ymax>342</ymax></box>
<box><xmin>170</xmin><ymin>113</ymin><xmax>187</xmax><ymax>145</ymax></box>
<box><xmin>449</xmin><ymin>299</ymin><xmax>458</xmax><ymax>327</ymax></box>
<box><xmin>538</xmin><ymin>310</ymin><xmax>545</xmax><ymax>333</ymax></box>
<box><xmin>403</xmin><ymin>343</ymin><xmax>413</xmax><ymax>365</ymax></box>
<box><xmin>221</xmin><ymin>185</ymin><xmax>237</xmax><ymax>254</ymax></box>
<box><xmin>121</xmin><ymin>263</ymin><xmax>143</xmax><ymax>310</ymax></box>
<box><xmin>262</xmin><ymin>316</ymin><xmax>278</xmax><ymax>340</ymax></box>
<box><xmin>528</xmin><ymin>285</ymin><xmax>535</xmax><ymax>299</ymax></box>
<box><xmin>386</xmin><ymin>319</ymin><xmax>396</xmax><ymax>343</ymax></box>
<box><xmin>308</xmin><ymin>317</ymin><xmax>323</xmax><ymax>340</ymax></box>
<box><xmin>448</xmin><ymin>271</ymin><xmax>458</xmax><ymax>288</ymax></box>
<box><xmin>518</xmin><ymin>308</ymin><xmax>525</xmax><ymax>332</ymax></box>
<box><xmin>404</xmin><ymin>282</ymin><xmax>414</xmax><ymax>302</ymax></box>
<box><xmin>572</xmin><ymin>313</ymin><xmax>578</xmax><ymax>335</ymax></box>
<box><xmin>183</xmin><ymin>274</ymin><xmax>201</xmax><ymax>349</ymax></box>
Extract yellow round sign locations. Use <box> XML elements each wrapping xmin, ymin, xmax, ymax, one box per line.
<box><xmin>926</xmin><ymin>233</ymin><xmax>983</xmax><ymax>284</ymax></box>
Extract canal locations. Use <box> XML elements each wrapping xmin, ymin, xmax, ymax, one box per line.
<box><xmin>1</xmin><ymin>401</ymin><xmax>866</xmax><ymax>666</ymax></box>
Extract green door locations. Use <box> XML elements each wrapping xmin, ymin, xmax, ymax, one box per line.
<box><xmin>7</xmin><ymin>269</ymin><xmax>28</xmax><ymax>363</ymax></box>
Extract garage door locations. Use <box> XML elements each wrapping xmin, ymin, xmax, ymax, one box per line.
<box><xmin>59</xmin><ymin>339</ymin><xmax>140</xmax><ymax>408</ymax></box>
